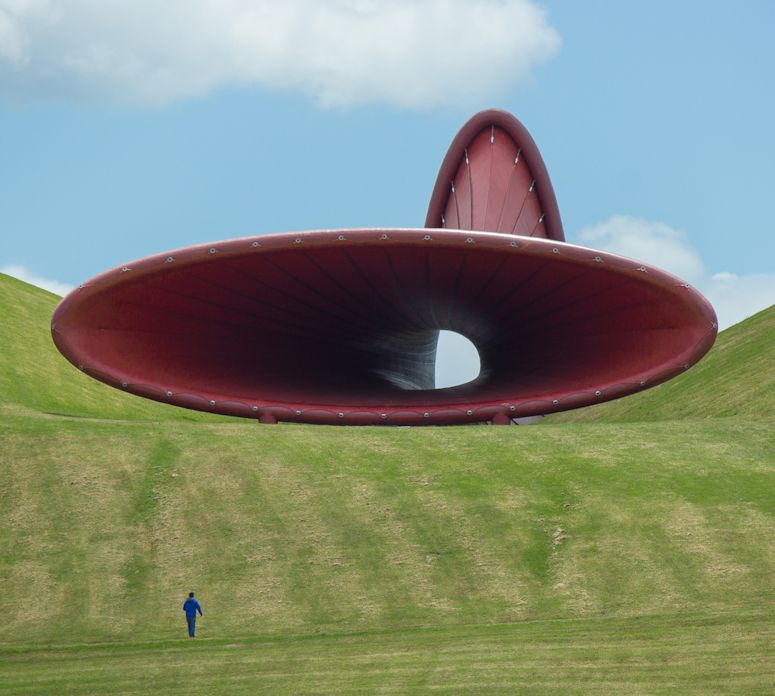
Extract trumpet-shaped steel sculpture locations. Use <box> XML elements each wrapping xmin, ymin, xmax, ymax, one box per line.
<box><xmin>52</xmin><ymin>110</ymin><xmax>717</xmax><ymax>425</ymax></box>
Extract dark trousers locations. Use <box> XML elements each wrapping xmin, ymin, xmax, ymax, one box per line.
<box><xmin>186</xmin><ymin>614</ymin><xmax>196</xmax><ymax>637</ymax></box>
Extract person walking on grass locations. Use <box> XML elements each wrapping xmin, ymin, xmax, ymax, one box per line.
<box><xmin>183</xmin><ymin>592</ymin><xmax>203</xmax><ymax>638</ymax></box>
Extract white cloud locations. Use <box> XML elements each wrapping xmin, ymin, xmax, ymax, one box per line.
<box><xmin>1</xmin><ymin>263</ymin><xmax>74</xmax><ymax>296</ymax></box>
<box><xmin>0</xmin><ymin>0</ymin><xmax>560</xmax><ymax>109</ymax></box>
<box><xmin>578</xmin><ymin>215</ymin><xmax>704</xmax><ymax>282</ymax></box>
<box><xmin>703</xmin><ymin>272</ymin><xmax>775</xmax><ymax>329</ymax></box>
<box><xmin>576</xmin><ymin>215</ymin><xmax>775</xmax><ymax>329</ymax></box>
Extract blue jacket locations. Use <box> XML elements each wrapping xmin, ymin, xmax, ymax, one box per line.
<box><xmin>183</xmin><ymin>598</ymin><xmax>203</xmax><ymax>617</ymax></box>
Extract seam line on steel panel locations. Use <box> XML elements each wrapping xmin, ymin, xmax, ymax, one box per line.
<box><xmin>124</xmin><ymin>286</ymin><xmax>316</xmax><ymax>336</ymax></box>
<box><xmin>423</xmin><ymin>249</ymin><xmax>442</xmax><ymax>330</ymax></box>
<box><xmin>245</xmin><ymin>257</ymin><xmax>381</xmax><ymax>333</ymax></box>
<box><xmin>516</xmin><ymin>300</ymin><xmax>661</xmax><ymax>341</ymax></box>
<box><xmin>383</xmin><ymin>249</ymin><xmax>430</xmax><ymax>329</ymax></box>
<box><xmin>503</xmin><ymin>279</ymin><xmax>634</xmax><ymax>337</ymax></box>
<box><xmin>541</xmin><ymin>299</ymin><xmax>660</xmax><ymax>339</ymax></box>
<box><xmin>139</xmin><ymin>274</ymin><xmax>363</xmax><ymax>343</ymax></box>
<box><xmin>487</xmin><ymin>294</ymin><xmax>652</xmax><ymax>352</ymax></box>
<box><xmin>299</xmin><ymin>251</ymin><xmax>406</xmax><ymax>332</ymax></box>
<box><xmin>447</xmin><ymin>251</ymin><xmax>469</xmax><ymax>331</ymax></box>
<box><xmin>510</xmin><ymin>179</ymin><xmax>535</xmax><ymax>235</ymax></box>
<box><xmin>256</xmin><ymin>254</ymin><xmax>365</xmax><ymax>313</ymax></box>
<box><xmin>198</xmin><ymin>263</ymin><xmax>374</xmax><ymax>337</ymax></box>
<box><xmin>445</xmin><ymin>190</ymin><xmax>458</xmax><ymax>229</ymax></box>
<box><xmin>494</xmin><ymin>276</ymin><xmax>627</xmax><ymax>333</ymax></box>
<box><xmin>480</xmin><ymin>126</ymin><xmax>495</xmax><ymax>231</ymax></box>
<box><xmin>196</xmin><ymin>264</ymin><xmax>374</xmax><ymax>338</ymax></box>
<box><xmin>452</xmin><ymin>178</ymin><xmax>462</xmax><ymax>231</ymax></box>
<box><xmin>466</xmin><ymin>148</ymin><xmax>474</xmax><ymax>230</ymax></box>
<box><xmin>495</xmin><ymin>148</ymin><xmax>521</xmax><ymax>234</ymax></box>
<box><xmin>480</xmin><ymin>261</ymin><xmax>551</xmax><ymax>330</ymax></box>
<box><xmin>488</xmin><ymin>300</ymin><xmax>649</xmax><ymax>358</ymax></box>
<box><xmin>488</xmin><ymin>268</ymin><xmax>591</xmax><ymax>329</ymax></box>
<box><xmin>343</xmin><ymin>249</ymin><xmax>419</xmax><ymax>330</ymax></box>
<box><xmin>528</xmin><ymin>213</ymin><xmax>546</xmax><ymax>237</ymax></box>
<box><xmin>300</xmin><ymin>249</ymin><xmax>436</xmax><ymax>333</ymax></box>
<box><xmin>117</xmin><ymin>295</ymin><xmax>346</xmax><ymax>348</ymax></box>
<box><xmin>470</xmin><ymin>256</ymin><xmax>509</xmax><ymax>306</ymax></box>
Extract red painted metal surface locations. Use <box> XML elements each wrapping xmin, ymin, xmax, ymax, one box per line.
<box><xmin>425</xmin><ymin>109</ymin><xmax>564</xmax><ymax>241</ymax></box>
<box><xmin>51</xmin><ymin>110</ymin><xmax>717</xmax><ymax>425</ymax></box>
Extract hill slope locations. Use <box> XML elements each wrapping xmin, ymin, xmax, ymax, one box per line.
<box><xmin>1</xmin><ymin>273</ymin><xmax>774</xmax><ymax>694</ymax></box>
<box><xmin>0</xmin><ymin>273</ymin><xmax>234</xmax><ymax>422</ymax></box>
<box><xmin>2</xmin><ymin>411</ymin><xmax>774</xmax><ymax>646</ymax></box>
<box><xmin>551</xmin><ymin>303</ymin><xmax>775</xmax><ymax>423</ymax></box>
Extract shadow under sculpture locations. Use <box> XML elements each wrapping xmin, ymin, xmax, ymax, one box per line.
<box><xmin>51</xmin><ymin>110</ymin><xmax>717</xmax><ymax>426</ymax></box>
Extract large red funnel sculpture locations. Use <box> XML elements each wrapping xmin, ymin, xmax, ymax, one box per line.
<box><xmin>52</xmin><ymin>110</ymin><xmax>717</xmax><ymax>425</ymax></box>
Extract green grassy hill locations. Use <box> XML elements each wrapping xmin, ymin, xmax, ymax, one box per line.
<box><xmin>1</xmin><ymin>273</ymin><xmax>774</xmax><ymax>694</ymax></box>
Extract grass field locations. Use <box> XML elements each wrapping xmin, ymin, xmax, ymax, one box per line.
<box><xmin>1</xmin><ymin>272</ymin><xmax>774</xmax><ymax>694</ymax></box>
<box><xmin>3</xmin><ymin>610</ymin><xmax>773</xmax><ymax>694</ymax></box>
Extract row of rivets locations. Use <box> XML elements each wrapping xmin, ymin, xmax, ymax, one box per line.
<box><xmin>108</xmin><ymin>232</ymin><xmax>695</xmax><ymax>280</ymax></box>
<box><xmin>134</xmin><ymin>384</ymin><xmax>693</xmax><ymax>419</ymax></box>
<box><xmin>123</xmin><ymin>233</ymin><xmax>626</xmax><ymax>276</ymax></box>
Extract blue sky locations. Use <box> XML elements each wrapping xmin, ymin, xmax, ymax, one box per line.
<box><xmin>2</xmin><ymin>1</ymin><xmax>774</xmax><ymax>385</ymax></box>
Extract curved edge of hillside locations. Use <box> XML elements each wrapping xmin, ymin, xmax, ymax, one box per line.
<box><xmin>549</xmin><ymin>304</ymin><xmax>775</xmax><ymax>423</ymax></box>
